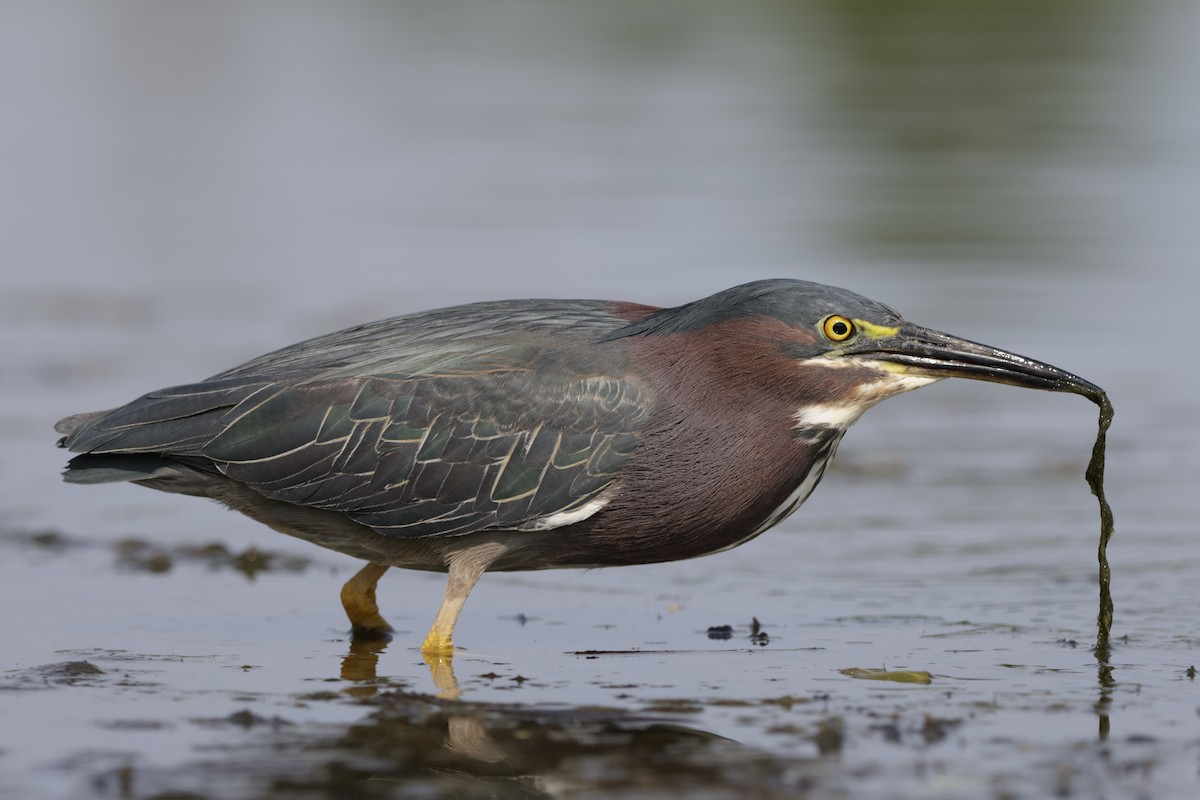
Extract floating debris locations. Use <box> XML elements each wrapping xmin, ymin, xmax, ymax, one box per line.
<box><xmin>112</xmin><ymin>538</ymin><xmax>311</xmax><ymax>577</ymax></box>
<box><xmin>839</xmin><ymin>668</ymin><xmax>933</xmax><ymax>685</ymax></box>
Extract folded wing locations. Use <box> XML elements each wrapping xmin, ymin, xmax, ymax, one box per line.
<box><xmin>59</xmin><ymin>317</ymin><xmax>652</xmax><ymax>538</ymax></box>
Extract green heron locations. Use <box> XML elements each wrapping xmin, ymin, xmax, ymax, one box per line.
<box><xmin>56</xmin><ymin>279</ymin><xmax>1098</xmax><ymax>655</ymax></box>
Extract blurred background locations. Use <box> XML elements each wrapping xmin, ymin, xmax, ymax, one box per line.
<box><xmin>3</xmin><ymin>1</ymin><xmax>1190</xmax><ymax>337</ymax></box>
<box><xmin>1</xmin><ymin>2</ymin><xmax>1198</xmax><ymax>798</ymax></box>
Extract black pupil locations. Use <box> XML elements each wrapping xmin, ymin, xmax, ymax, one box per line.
<box><xmin>831</xmin><ymin>320</ymin><xmax>849</xmax><ymax>337</ymax></box>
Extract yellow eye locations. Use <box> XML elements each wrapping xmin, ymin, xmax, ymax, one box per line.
<box><xmin>822</xmin><ymin>315</ymin><xmax>855</xmax><ymax>342</ymax></box>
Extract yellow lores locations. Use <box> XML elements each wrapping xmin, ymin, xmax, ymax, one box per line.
<box><xmin>851</xmin><ymin>319</ymin><xmax>902</xmax><ymax>340</ymax></box>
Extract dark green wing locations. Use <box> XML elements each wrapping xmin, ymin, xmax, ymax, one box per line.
<box><xmin>209</xmin><ymin>370</ymin><xmax>648</xmax><ymax>535</ymax></box>
<box><xmin>62</xmin><ymin>370</ymin><xmax>649</xmax><ymax>537</ymax></box>
<box><xmin>59</xmin><ymin>300</ymin><xmax>654</xmax><ymax>538</ymax></box>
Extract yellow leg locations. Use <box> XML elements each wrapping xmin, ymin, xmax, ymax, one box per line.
<box><xmin>340</xmin><ymin>561</ymin><xmax>392</xmax><ymax>634</ymax></box>
<box><xmin>420</xmin><ymin>567</ymin><xmax>480</xmax><ymax>655</ymax></box>
<box><xmin>420</xmin><ymin>543</ymin><xmax>504</xmax><ymax>656</ymax></box>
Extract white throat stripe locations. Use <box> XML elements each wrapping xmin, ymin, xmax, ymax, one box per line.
<box><xmin>792</xmin><ymin>403</ymin><xmax>864</xmax><ymax>429</ymax></box>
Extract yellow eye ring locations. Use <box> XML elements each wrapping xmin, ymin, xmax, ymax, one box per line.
<box><xmin>822</xmin><ymin>315</ymin><xmax>855</xmax><ymax>342</ymax></box>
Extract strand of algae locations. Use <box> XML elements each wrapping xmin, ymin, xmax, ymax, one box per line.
<box><xmin>1083</xmin><ymin>392</ymin><xmax>1115</xmax><ymax>662</ymax></box>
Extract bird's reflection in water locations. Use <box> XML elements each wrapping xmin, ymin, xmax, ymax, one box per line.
<box><xmin>88</xmin><ymin>636</ymin><xmax>821</xmax><ymax>797</ymax></box>
<box><xmin>341</xmin><ymin>634</ymin><xmax>503</xmax><ymax>761</ymax></box>
<box><xmin>134</xmin><ymin>700</ymin><xmax>764</xmax><ymax>799</ymax></box>
<box><xmin>422</xmin><ymin>652</ymin><xmax>465</xmax><ymax>701</ymax></box>
<box><xmin>339</xmin><ymin>634</ymin><xmax>392</xmax><ymax>697</ymax></box>
<box><xmin>444</xmin><ymin>714</ymin><xmax>509</xmax><ymax>764</ymax></box>
<box><xmin>340</xmin><ymin>632</ymin><xmax>466</xmax><ymax>701</ymax></box>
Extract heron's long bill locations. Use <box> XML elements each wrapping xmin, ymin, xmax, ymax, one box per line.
<box><xmin>870</xmin><ymin>323</ymin><xmax>1103</xmax><ymax>398</ymax></box>
<box><xmin>870</xmin><ymin>320</ymin><xmax>1115</xmax><ymax>660</ymax></box>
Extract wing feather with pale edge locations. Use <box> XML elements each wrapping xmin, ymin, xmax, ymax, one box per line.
<box><xmin>214</xmin><ymin>369</ymin><xmax>647</xmax><ymax>536</ymax></box>
<box><xmin>61</xmin><ymin>365</ymin><xmax>650</xmax><ymax>539</ymax></box>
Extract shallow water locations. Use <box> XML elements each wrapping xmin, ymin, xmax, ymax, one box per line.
<box><xmin>2</xmin><ymin>2</ymin><xmax>1199</xmax><ymax>798</ymax></box>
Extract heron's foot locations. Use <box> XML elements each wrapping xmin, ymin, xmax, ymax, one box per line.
<box><xmin>349</xmin><ymin>623</ymin><xmax>394</xmax><ymax>642</ymax></box>
<box><xmin>421</xmin><ymin>628</ymin><xmax>455</xmax><ymax>657</ymax></box>
<box><xmin>342</xmin><ymin>596</ymin><xmax>394</xmax><ymax>637</ymax></box>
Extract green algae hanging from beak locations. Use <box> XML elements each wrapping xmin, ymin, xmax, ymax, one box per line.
<box><xmin>1083</xmin><ymin>391</ymin><xmax>1115</xmax><ymax>662</ymax></box>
